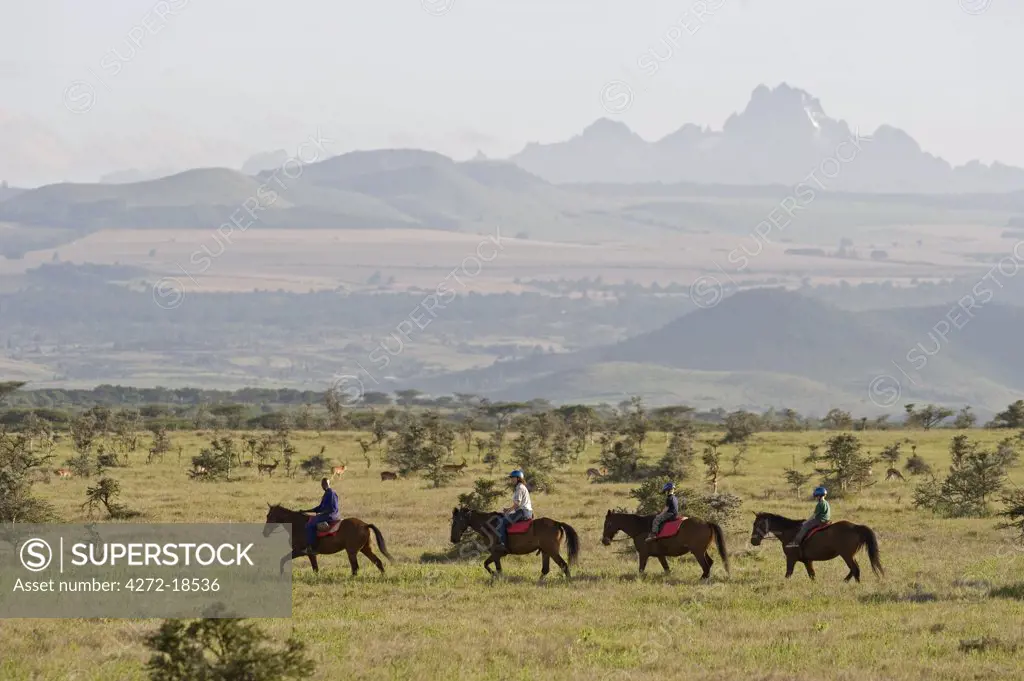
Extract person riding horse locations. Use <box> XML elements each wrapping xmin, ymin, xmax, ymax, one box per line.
<box><xmin>786</xmin><ymin>486</ymin><xmax>830</xmax><ymax>548</ymax></box>
<box><xmin>495</xmin><ymin>470</ymin><xmax>533</xmax><ymax>550</ymax></box>
<box><xmin>299</xmin><ymin>477</ymin><xmax>340</xmax><ymax>555</ymax></box>
<box><xmin>647</xmin><ymin>481</ymin><xmax>682</xmax><ymax>542</ymax></box>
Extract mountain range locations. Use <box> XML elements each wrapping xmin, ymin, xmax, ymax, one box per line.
<box><xmin>416</xmin><ymin>288</ymin><xmax>1024</xmax><ymax>415</ymax></box>
<box><xmin>509</xmin><ymin>84</ymin><xmax>1024</xmax><ymax>194</ymax></box>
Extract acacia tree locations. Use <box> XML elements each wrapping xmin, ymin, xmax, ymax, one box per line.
<box><xmin>0</xmin><ymin>429</ymin><xmax>56</xmax><ymax>522</ymax></box>
<box><xmin>905</xmin><ymin>404</ymin><xmax>954</xmax><ymax>430</ymax></box>
<box><xmin>807</xmin><ymin>434</ymin><xmax>874</xmax><ymax>497</ymax></box>
<box><xmin>385</xmin><ymin>412</ymin><xmax>457</xmax><ymax>487</ymax></box>
<box><xmin>988</xmin><ymin>400</ymin><xmax>1024</xmax><ymax>429</ymax></box>
<box><xmin>913</xmin><ymin>435</ymin><xmax>1010</xmax><ymax>517</ymax></box>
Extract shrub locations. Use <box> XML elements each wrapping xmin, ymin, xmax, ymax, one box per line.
<box><xmin>653</xmin><ymin>425</ymin><xmax>696</xmax><ymax>480</ymax></box>
<box><xmin>0</xmin><ymin>429</ymin><xmax>57</xmax><ymax>522</ymax></box>
<box><xmin>628</xmin><ymin>478</ymin><xmax>743</xmax><ymax>528</ymax></box>
<box><xmin>807</xmin><ymin>434</ymin><xmax>874</xmax><ymax>497</ymax></box>
<box><xmin>913</xmin><ymin>435</ymin><xmax>1010</xmax><ymax>517</ymax></box>
<box><xmin>299</xmin><ymin>455</ymin><xmax>328</xmax><ymax>479</ymax></box>
<box><xmin>145</xmin><ymin>616</ymin><xmax>315</xmax><ymax>681</ymax></box>
<box><xmin>457</xmin><ymin>478</ymin><xmax>505</xmax><ymax>512</ymax></box>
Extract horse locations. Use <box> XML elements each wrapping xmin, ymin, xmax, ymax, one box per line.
<box><xmin>749</xmin><ymin>512</ymin><xmax>883</xmax><ymax>582</ymax></box>
<box><xmin>601</xmin><ymin>511</ymin><xmax>729</xmax><ymax>579</ymax></box>
<box><xmin>450</xmin><ymin>507</ymin><xmax>580</xmax><ymax>579</ymax></box>
<box><xmin>263</xmin><ymin>504</ymin><xmax>393</xmax><ymax>576</ymax></box>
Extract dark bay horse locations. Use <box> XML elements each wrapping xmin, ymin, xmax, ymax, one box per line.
<box><xmin>749</xmin><ymin>512</ymin><xmax>883</xmax><ymax>582</ymax></box>
<box><xmin>601</xmin><ymin>511</ymin><xmax>729</xmax><ymax>579</ymax></box>
<box><xmin>450</xmin><ymin>508</ymin><xmax>580</xmax><ymax>579</ymax></box>
<box><xmin>264</xmin><ymin>504</ymin><xmax>393</xmax><ymax>576</ymax></box>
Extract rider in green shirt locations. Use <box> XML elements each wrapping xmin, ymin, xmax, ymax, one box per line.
<box><xmin>786</xmin><ymin>486</ymin><xmax>830</xmax><ymax>548</ymax></box>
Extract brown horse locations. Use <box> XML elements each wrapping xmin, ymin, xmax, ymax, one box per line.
<box><xmin>600</xmin><ymin>511</ymin><xmax>729</xmax><ymax>579</ymax></box>
<box><xmin>263</xmin><ymin>504</ymin><xmax>393</xmax><ymax>576</ymax></box>
<box><xmin>749</xmin><ymin>512</ymin><xmax>883</xmax><ymax>582</ymax></box>
<box><xmin>450</xmin><ymin>508</ymin><xmax>580</xmax><ymax>579</ymax></box>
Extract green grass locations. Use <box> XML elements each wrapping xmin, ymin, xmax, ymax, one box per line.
<box><xmin>2</xmin><ymin>429</ymin><xmax>1023</xmax><ymax>680</ymax></box>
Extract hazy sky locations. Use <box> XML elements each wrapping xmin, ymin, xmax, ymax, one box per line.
<box><xmin>1</xmin><ymin>0</ymin><xmax>1020</xmax><ymax>185</ymax></box>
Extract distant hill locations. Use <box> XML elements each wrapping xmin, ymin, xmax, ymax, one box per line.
<box><xmin>509</xmin><ymin>83</ymin><xmax>1024</xmax><ymax>194</ymax></box>
<box><xmin>3</xmin><ymin>140</ymin><xmax>1023</xmax><ymax>243</ymax></box>
<box><xmin>418</xmin><ymin>288</ymin><xmax>1024</xmax><ymax>413</ymax></box>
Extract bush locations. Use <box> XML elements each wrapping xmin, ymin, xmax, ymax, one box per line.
<box><xmin>145</xmin><ymin>616</ymin><xmax>315</xmax><ymax>681</ymax></box>
<box><xmin>807</xmin><ymin>434</ymin><xmax>874</xmax><ymax>497</ymax></box>
<box><xmin>654</xmin><ymin>426</ymin><xmax>696</xmax><ymax>480</ymax></box>
<box><xmin>905</xmin><ymin>453</ymin><xmax>932</xmax><ymax>476</ymax></box>
<box><xmin>0</xmin><ymin>429</ymin><xmax>57</xmax><ymax>522</ymax></box>
<box><xmin>508</xmin><ymin>432</ymin><xmax>555</xmax><ymax>493</ymax></box>
<box><xmin>913</xmin><ymin>435</ymin><xmax>1010</xmax><ymax>518</ymax></box>
<box><xmin>299</xmin><ymin>455</ymin><xmax>327</xmax><ymax>479</ymax></box>
<box><xmin>457</xmin><ymin>478</ymin><xmax>505</xmax><ymax>512</ymax></box>
<box><xmin>628</xmin><ymin>477</ymin><xmax>742</xmax><ymax>528</ymax></box>
<box><xmin>82</xmin><ymin>477</ymin><xmax>137</xmax><ymax>519</ymax></box>
<box><xmin>596</xmin><ymin>435</ymin><xmax>645</xmax><ymax>482</ymax></box>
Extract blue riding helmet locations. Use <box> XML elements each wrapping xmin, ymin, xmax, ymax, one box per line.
<box><xmin>662</xmin><ymin>482</ymin><xmax>676</xmax><ymax>492</ymax></box>
<box><xmin>813</xmin><ymin>486</ymin><xmax>827</xmax><ymax>497</ymax></box>
<box><xmin>509</xmin><ymin>470</ymin><xmax>524</xmax><ymax>479</ymax></box>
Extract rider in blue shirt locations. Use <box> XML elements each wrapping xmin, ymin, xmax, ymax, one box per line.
<box><xmin>301</xmin><ymin>477</ymin><xmax>340</xmax><ymax>554</ymax></box>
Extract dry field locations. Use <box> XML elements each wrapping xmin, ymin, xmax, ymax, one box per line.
<box><xmin>0</xmin><ymin>225</ymin><xmax>1007</xmax><ymax>295</ymax></box>
<box><xmin>2</xmin><ymin>428</ymin><xmax>1023</xmax><ymax>680</ymax></box>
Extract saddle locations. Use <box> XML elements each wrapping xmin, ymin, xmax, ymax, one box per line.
<box><xmin>507</xmin><ymin>518</ymin><xmax>534</xmax><ymax>534</ymax></box>
<box><xmin>656</xmin><ymin>516</ymin><xmax>688</xmax><ymax>539</ymax></box>
<box><xmin>315</xmin><ymin>519</ymin><xmax>343</xmax><ymax>537</ymax></box>
<box><xmin>802</xmin><ymin>522</ymin><xmax>832</xmax><ymax>543</ymax></box>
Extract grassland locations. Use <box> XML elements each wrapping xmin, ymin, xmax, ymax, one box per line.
<box><xmin>2</xmin><ymin>429</ymin><xmax>1023</xmax><ymax>680</ymax></box>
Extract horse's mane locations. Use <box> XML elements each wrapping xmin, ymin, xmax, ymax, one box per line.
<box><xmin>608</xmin><ymin>511</ymin><xmax>656</xmax><ymax>520</ymax></box>
<box><xmin>757</xmin><ymin>512</ymin><xmax>801</xmax><ymax>527</ymax></box>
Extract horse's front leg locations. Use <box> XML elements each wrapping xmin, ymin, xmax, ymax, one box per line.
<box><xmin>803</xmin><ymin>561</ymin><xmax>815</xmax><ymax>580</ymax></box>
<box><xmin>785</xmin><ymin>554</ymin><xmax>796</xmax><ymax>579</ymax></box>
<box><xmin>540</xmin><ymin>553</ymin><xmax>550</xmax><ymax>581</ymax></box>
<box><xmin>483</xmin><ymin>553</ymin><xmax>496</xmax><ymax>576</ymax></box>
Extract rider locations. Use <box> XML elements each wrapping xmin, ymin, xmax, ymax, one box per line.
<box><xmin>647</xmin><ymin>481</ymin><xmax>681</xmax><ymax>541</ymax></box>
<box><xmin>495</xmin><ymin>470</ymin><xmax>533</xmax><ymax>550</ymax></box>
<box><xmin>786</xmin><ymin>486</ymin><xmax>830</xmax><ymax>548</ymax></box>
<box><xmin>301</xmin><ymin>477</ymin><xmax>340</xmax><ymax>555</ymax></box>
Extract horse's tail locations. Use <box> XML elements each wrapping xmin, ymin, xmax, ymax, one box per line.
<box><xmin>709</xmin><ymin>521</ymin><xmax>730</xmax><ymax>575</ymax></box>
<box><xmin>367</xmin><ymin>524</ymin><xmax>394</xmax><ymax>563</ymax></box>
<box><xmin>557</xmin><ymin>521</ymin><xmax>581</xmax><ymax>565</ymax></box>
<box><xmin>856</xmin><ymin>524</ymin><xmax>883</xmax><ymax>577</ymax></box>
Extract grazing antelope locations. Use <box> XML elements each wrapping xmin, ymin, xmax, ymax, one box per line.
<box><xmin>586</xmin><ymin>467</ymin><xmax>607</xmax><ymax>479</ymax></box>
<box><xmin>331</xmin><ymin>463</ymin><xmax>348</xmax><ymax>478</ymax></box>
<box><xmin>885</xmin><ymin>468</ymin><xmax>906</xmax><ymax>482</ymax></box>
<box><xmin>441</xmin><ymin>458</ymin><xmax>468</xmax><ymax>475</ymax></box>
<box><xmin>54</xmin><ymin>468</ymin><xmax>73</xmax><ymax>479</ymax></box>
<box><xmin>380</xmin><ymin>471</ymin><xmax>398</xmax><ymax>481</ymax></box>
<box><xmin>189</xmin><ymin>466</ymin><xmax>209</xmax><ymax>479</ymax></box>
<box><xmin>258</xmin><ymin>459</ymin><xmax>280</xmax><ymax>477</ymax></box>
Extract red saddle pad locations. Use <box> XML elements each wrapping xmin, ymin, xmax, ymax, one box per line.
<box><xmin>656</xmin><ymin>517</ymin><xmax>688</xmax><ymax>538</ymax></box>
<box><xmin>507</xmin><ymin>519</ymin><xmax>534</xmax><ymax>534</ymax></box>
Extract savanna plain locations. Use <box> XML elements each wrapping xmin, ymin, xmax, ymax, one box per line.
<box><xmin>2</xmin><ymin>429</ymin><xmax>1023</xmax><ymax>681</ymax></box>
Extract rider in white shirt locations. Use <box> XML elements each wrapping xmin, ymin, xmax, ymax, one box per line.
<box><xmin>496</xmin><ymin>469</ymin><xmax>533</xmax><ymax>549</ymax></box>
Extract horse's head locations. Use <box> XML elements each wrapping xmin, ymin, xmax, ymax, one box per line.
<box><xmin>750</xmin><ymin>512</ymin><xmax>770</xmax><ymax>546</ymax></box>
<box><xmin>601</xmin><ymin>510</ymin><xmax>617</xmax><ymax>546</ymax></box>
<box><xmin>450</xmin><ymin>507</ymin><xmax>471</xmax><ymax>544</ymax></box>
<box><xmin>264</xmin><ymin>503</ymin><xmax>287</xmax><ymax>536</ymax></box>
